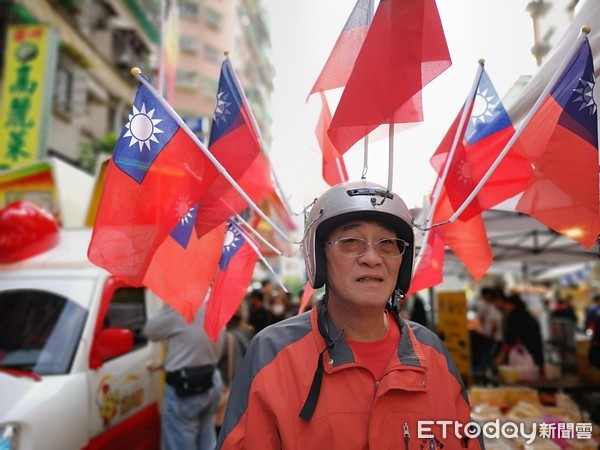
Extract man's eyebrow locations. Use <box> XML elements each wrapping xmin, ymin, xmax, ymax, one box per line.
<box><xmin>338</xmin><ymin>223</ymin><xmax>361</xmax><ymax>232</ymax></box>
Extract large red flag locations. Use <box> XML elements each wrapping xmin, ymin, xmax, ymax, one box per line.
<box><xmin>195</xmin><ymin>59</ymin><xmax>275</xmax><ymax>237</ymax></box>
<box><xmin>308</xmin><ymin>0</ymin><xmax>373</xmax><ymax>97</ymax></box>
<box><xmin>204</xmin><ymin>221</ymin><xmax>259</xmax><ymax>342</ymax></box>
<box><xmin>516</xmin><ymin>38</ymin><xmax>599</xmax><ymax>249</ymax></box>
<box><xmin>144</xmin><ymin>222</ymin><xmax>226</xmax><ymax>322</ymax></box>
<box><xmin>88</xmin><ymin>77</ymin><xmax>218</xmax><ymax>286</ymax></box>
<box><xmin>430</xmin><ymin>69</ymin><xmax>532</xmax><ymax>221</ymax></box>
<box><xmin>316</xmin><ymin>93</ymin><xmax>349</xmax><ymax>186</ymax></box>
<box><xmin>328</xmin><ymin>0</ymin><xmax>451</xmax><ymax>155</ymax></box>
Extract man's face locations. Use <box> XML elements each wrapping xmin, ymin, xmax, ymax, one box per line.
<box><xmin>324</xmin><ymin>220</ymin><xmax>403</xmax><ymax>310</ymax></box>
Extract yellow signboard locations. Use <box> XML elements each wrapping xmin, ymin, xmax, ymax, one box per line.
<box><xmin>0</xmin><ymin>25</ymin><xmax>58</xmax><ymax>169</ymax></box>
<box><xmin>436</xmin><ymin>291</ymin><xmax>472</xmax><ymax>385</ymax></box>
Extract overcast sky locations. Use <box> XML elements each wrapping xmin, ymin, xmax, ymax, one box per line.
<box><xmin>263</xmin><ymin>1</ymin><xmax>539</xmax><ymax>215</ymax></box>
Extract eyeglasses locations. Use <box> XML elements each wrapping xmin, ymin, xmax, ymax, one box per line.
<box><xmin>325</xmin><ymin>237</ymin><xmax>409</xmax><ymax>258</ymax></box>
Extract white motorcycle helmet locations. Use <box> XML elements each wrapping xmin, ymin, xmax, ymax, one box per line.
<box><xmin>302</xmin><ymin>180</ymin><xmax>415</xmax><ymax>297</ymax></box>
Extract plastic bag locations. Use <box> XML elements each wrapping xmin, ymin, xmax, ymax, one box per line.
<box><xmin>508</xmin><ymin>344</ymin><xmax>538</xmax><ymax>381</ymax></box>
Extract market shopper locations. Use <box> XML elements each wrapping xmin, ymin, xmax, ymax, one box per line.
<box><xmin>144</xmin><ymin>304</ymin><xmax>224</xmax><ymax>450</ymax></box>
<box><xmin>216</xmin><ymin>180</ymin><xmax>482</xmax><ymax>449</ymax></box>
<box><xmin>495</xmin><ymin>293</ymin><xmax>545</xmax><ymax>374</ymax></box>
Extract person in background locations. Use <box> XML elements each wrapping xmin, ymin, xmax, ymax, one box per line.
<box><xmin>409</xmin><ymin>293</ymin><xmax>428</xmax><ymax>327</ymax></box>
<box><xmin>267</xmin><ymin>290</ymin><xmax>292</xmax><ymax>324</ymax></box>
<box><xmin>247</xmin><ymin>289</ymin><xmax>269</xmax><ymax>335</ymax></box>
<box><xmin>478</xmin><ymin>288</ymin><xmax>504</xmax><ymax>373</ymax></box>
<box><xmin>260</xmin><ymin>278</ymin><xmax>275</xmax><ymax>304</ymax></box>
<box><xmin>551</xmin><ymin>295</ymin><xmax>578</xmax><ymax>325</ymax></box>
<box><xmin>144</xmin><ymin>304</ymin><xmax>224</xmax><ymax>450</ymax></box>
<box><xmin>584</xmin><ymin>294</ymin><xmax>600</xmax><ymax>334</ymax></box>
<box><xmin>495</xmin><ymin>293</ymin><xmax>545</xmax><ymax>374</ymax></box>
<box><xmin>216</xmin><ymin>180</ymin><xmax>482</xmax><ymax>449</ymax></box>
<box><xmin>216</xmin><ymin>304</ymin><xmax>253</xmax><ymax>434</ymax></box>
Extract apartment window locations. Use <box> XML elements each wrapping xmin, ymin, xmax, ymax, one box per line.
<box><xmin>176</xmin><ymin>70</ymin><xmax>199</xmax><ymax>89</ymax></box>
<box><xmin>180</xmin><ymin>35</ymin><xmax>199</xmax><ymax>53</ymax></box>
<box><xmin>204</xmin><ymin>7</ymin><xmax>222</xmax><ymax>30</ymax></box>
<box><xmin>203</xmin><ymin>44</ymin><xmax>220</xmax><ymax>64</ymax></box>
<box><xmin>180</xmin><ymin>1</ymin><xmax>199</xmax><ymax>19</ymax></box>
<box><xmin>53</xmin><ymin>57</ymin><xmax>74</xmax><ymax>114</ymax></box>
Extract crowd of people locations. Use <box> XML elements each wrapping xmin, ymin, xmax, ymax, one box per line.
<box><xmin>471</xmin><ymin>286</ymin><xmax>600</xmax><ymax>379</ymax></box>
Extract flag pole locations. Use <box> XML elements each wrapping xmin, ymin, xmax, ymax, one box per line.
<box><xmin>230</xmin><ymin>220</ymin><xmax>289</xmax><ymax>294</ymax></box>
<box><xmin>335</xmin><ymin>157</ymin><xmax>346</xmax><ymax>182</ymax></box>
<box><xmin>131</xmin><ymin>67</ymin><xmax>291</xmax><ymax>245</ymax></box>
<box><xmin>443</xmin><ymin>27</ymin><xmax>590</xmax><ymax>224</ymax></box>
<box><xmin>361</xmin><ymin>135</ymin><xmax>369</xmax><ymax>179</ymax></box>
<box><xmin>361</xmin><ymin>0</ymin><xmax>376</xmax><ymax>179</ymax></box>
<box><xmin>414</xmin><ymin>60</ymin><xmax>485</xmax><ymax>269</ymax></box>
<box><xmin>233</xmin><ymin>213</ymin><xmax>283</xmax><ymax>256</ymax></box>
<box><xmin>387</xmin><ymin>124</ymin><xmax>394</xmax><ymax>190</ymax></box>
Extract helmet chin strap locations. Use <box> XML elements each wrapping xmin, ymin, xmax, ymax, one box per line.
<box><xmin>390</xmin><ymin>288</ymin><xmax>405</xmax><ymax>316</ymax></box>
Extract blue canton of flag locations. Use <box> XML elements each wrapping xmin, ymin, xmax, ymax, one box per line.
<box><xmin>208</xmin><ymin>61</ymin><xmax>245</xmax><ymax>144</ymax></box>
<box><xmin>465</xmin><ymin>70</ymin><xmax>513</xmax><ymax>145</ymax></box>
<box><xmin>554</xmin><ymin>40</ymin><xmax>597</xmax><ymax>148</ymax></box>
<box><xmin>113</xmin><ymin>76</ymin><xmax>180</xmax><ymax>183</ymax></box>
<box><xmin>219</xmin><ymin>221</ymin><xmax>245</xmax><ymax>271</ymax></box>
<box><xmin>170</xmin><ymin>201</ymin><xmax>200</xmax><ymax>248</ymax></box>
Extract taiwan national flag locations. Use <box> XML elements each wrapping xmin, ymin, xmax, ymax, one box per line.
<box><xmin>430</xmin><ymin>68</ymin><xmax>531</xmax><ymax>221</ymax></box>
<box><xmin>308</xmin><ymin>0</ymin><xmax>374</xmax><ymax>97</ymax></box>
<box><xmin>204</xmin><ymin>221</ymin><xmax>259</xmax><ymax>342</ymax></box>
<box><xmin>516</xmin><ymin>38</ymin><xmax>599</xmax><ymax>249</ymax></box>
<box><xmin>328</xmin><ymin>0</ymin><xmax>451</xmax><ymax>155</ymax></box>
<box><xmin>143</xmin><ymin>218</ymin><xmax>226</xmax><ymax>322</ymax></box>
<box><xmin>88</xmin><ymin>77</ymin><xmax>219</xmax><ymax>287</ymax></box>
<box><xmin>316</xmin><ymin>92</ymin><xmax>349</xmax><ymax>186</ymax></box>
<box><xmin>195</xmin><ymin>59</ymin><xmax>274</xmax><ymax>237</ymax></box>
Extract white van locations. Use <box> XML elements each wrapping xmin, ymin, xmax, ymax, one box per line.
<box><xmin>0</xmin><ymin>228</ymin><xmax>163</xmax><ymax>450</ymax></box>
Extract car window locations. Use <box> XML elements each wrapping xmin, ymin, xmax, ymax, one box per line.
<box><xmin>103</xmin><ymin>287</ymin><xmax>149</xmax><ymax>350</ymax></box>
<box><xmin>0</xmin><ymin>289</ymin><xmax>87</xmax><ymax>375</ymax></box>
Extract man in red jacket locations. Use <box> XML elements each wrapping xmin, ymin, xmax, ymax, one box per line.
<box><xmin>217</xmin><ymin>180</ymin><xmax>482</xmax><ymax>449</ymax></box>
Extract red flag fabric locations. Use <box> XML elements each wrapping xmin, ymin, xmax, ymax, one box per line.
<box><xmin>144</xmin><ymin>222</ymin><xmax>226</xmax><ymax>322</ymax></box>
<box><xmin>323</xmin><ymin>156</ymin><xmax>349</xmax><ymax>187</ymax></box>
<box><xmin>434</xmin><ymin>190</ymin><xmax>493</xmax><ymax>280</ymax></box>
<box><xmin>516</xmin><ymin>38</ymin><xmax>599</xmax><ymax>249</ymax></box>
<box><xmin>195</xmin><ymin>59</ymin><xmax>275</xmax><ymax>237</ymax></box>
<box><xmin>430</xmin><ymin>69</ymin><xmax>531</xmax><ymax>221</ymax></box>
<box><xmin>316</xmin><ymin>93</ymin><xmax>349</xmax><ymax>186</ymax></box>
<box><xmin>88</xmin><ymin>78</ymin><xmax>218</xmax><ymax>286</ymax></box>
<box><xmin>204</xmin><ymin>221</ymin><xmax>259</xmax><ymax>342</ymax></box>
<box><xmin>328</xmin><ymin>0</ymin><xmax>451</xmax><ymax>155</ymax></box>
<box><xmin>407</xmin><ymin>229</ymin><xmax>445</xmax><ymax>294</ymax></box>
<box><xmin>308</xmin><ymin>0</ymin><xmax>373</xmax><ymax>97</ymax></box>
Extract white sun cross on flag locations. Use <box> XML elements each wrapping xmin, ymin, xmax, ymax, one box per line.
<box><xmin>123</xmin><ymin>103</ymin><xmax>165</xmax><ymax>152</ymax></box>
<box><xmin>572</xmin><ymin>76</ymin><xmax>597</xmax><ymax>115</ymax></box>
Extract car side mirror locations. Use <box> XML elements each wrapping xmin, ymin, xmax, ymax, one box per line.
<box><xmin>90</xmin><ymin>328</ymin><xmax>134</xmax><ymax>369</ymax></box>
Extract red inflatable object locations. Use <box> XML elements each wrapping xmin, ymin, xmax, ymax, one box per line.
<box><xmin>0</xmin><ymin>201</ymin><xmax>60</xmax><ymax>263</ymax></box>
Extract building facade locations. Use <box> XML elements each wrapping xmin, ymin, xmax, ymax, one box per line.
<box><xmin>0</xmin><ymin>0</ymin><xmax>274</xmax><ymax>173</ymax></box>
